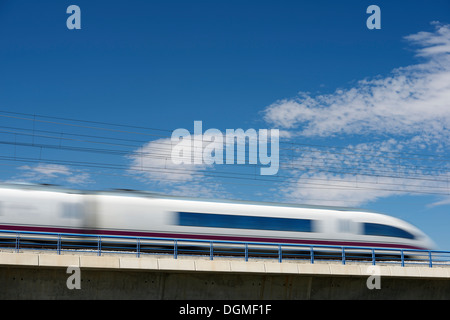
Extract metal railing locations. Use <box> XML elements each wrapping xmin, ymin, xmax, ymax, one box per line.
<box><xmin>1</xmin><ymin>229</ymin><xmax>449</xmax><ymax>268</ymax></box>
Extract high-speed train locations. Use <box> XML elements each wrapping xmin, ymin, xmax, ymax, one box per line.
<box><xmin>0</xmin><ymin>183</ymin><xmax>436</xmax><ymax>251</ymax></box>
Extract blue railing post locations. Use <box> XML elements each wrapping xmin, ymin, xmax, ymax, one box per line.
<box><xmin>429</xmin><ymin>251</ymin><xmax>433</xmax><ymax>268</ymax></box>
<box><xmin>136</xmin><ymin>238</ymin><xmax>140</xmax><ymax>258</ymax></box>
<box><xmin>15</xmin><ymin>233</ymin><xmax>20</xmax><ymax>253</ymax></box>
<box><xmin>342</xmin><ymin>247</ymin><xmax>346</xmax><ymax>265</ymax></box>
<box><xmin>401</xmin><ymin>250</ymin><xmax>405</xmax><ymax>267</ymax></box>
<box><xmin>371</xmin><ymin>249</ymin><xmax>375</xmax><ymax>266</ymax></box>
<box><xmin>57</xmin><ymin>234</ymin><xmax>61</xmax><ymax>255</ymax></box>
<box><xmin>210</xmin><ymin>241</ymin><xmax>213</xmax><ymax>261</ymax></box>
<box><xmin>174</xmin><ymin>240</ymin><xmax>178</xmax><ymax>259</ymax></box>
<box><xmin>278</xmin><ymin>245</ymin><xmax>282</xmax><ymax>263</ymax></box>
<box><xmin>310</xmin><ymin>246</ymin><xmax>314</xmax><ymax>264</ymax></box>
<box><xmin>97</xmin><ymin>236</ymin><xmax>101</xmax><ymax>256</ymax></box>
<box><xmin>245</xmin><ymin>243</ymin><xmax>248</xmax><ymax>262</ymax></box>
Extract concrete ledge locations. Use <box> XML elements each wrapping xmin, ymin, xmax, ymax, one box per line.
<box><xmin>195</xmin><ymin>260</ymin><xmax>231</xmax><ymax>272</ymax></box>
<box><xmin>418</xmin><ymin>267</ymin><xmax>450</xmax><ymax>278</ymax></box>
<box><xmin>389</xmin><ymin>266</ymin><xmax>421</xmax><ymax>278</ymax></box>
<box><xmin>375</xmin><ymin>266</ymin><xmax>392</xmax><ymax>277</ymax></box>
<box><xmin>230</xmin><ymin>261</ymin><xmax>266</xmax><ymax>273</ymax></box>
<box><xmin>39</xmin><ymin>254</ymin><xmax>80</xmax><ymax>267</ymax></box>
<box><xmin>120</xmin><ymin>257</ymin><xmax>158</xmax><ymax>270</ymax></box>
<box><xmin>80</xmin><ymin>256</ymin><xmax>120</xmax><ymax>269</ymax></box>
<box><xmin>329</xmin><ymin>264</ymin><xmax>362</xmax><ymax>276</ymax></box>
<box><xmin>298</xmin><ymin>263</ymin><xmax>330</xmax><ymax>275</ymax></box>
<box><xmin>0</xmin><ymin>252</ymin><xmax>449</xmax><ymax>279</ymax></box>
<box><xmin>264</xmin><ymin>262</ymin><xmax>298</xmax><ymax>274</ymax></box>
<box><xmin>0</xmin><ymin>252</ymin><xmax>39</xmax><ymax>266</ymax></box>
<box><xmin>158</xmin><ymin>258</ymin><xmax>196</xmax><ymax>271</ymax></box>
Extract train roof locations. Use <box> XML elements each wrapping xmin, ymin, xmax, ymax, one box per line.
<box><xmin>0</xmin><ymin>182</ymin><xmax>377</xmax><ymax>214</ymax></box>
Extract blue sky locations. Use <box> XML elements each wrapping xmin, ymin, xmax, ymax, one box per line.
<box><xmin>0</xmin><ymin>1</ymin><xmax>450</xmax><ymax>248</ymax></box>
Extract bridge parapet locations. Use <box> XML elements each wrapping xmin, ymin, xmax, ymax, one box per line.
<box><xmin>1</xmin><ymin>251</ymin><xmax>450</xmax><ymax>299</ymax></box>
<box><xmin>1</xmin><ymin>251</ymin><xmax>450</xmax><ymax>278</ymax></box>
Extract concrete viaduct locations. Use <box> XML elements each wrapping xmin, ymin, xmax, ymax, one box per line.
<box><xmin>1</xmin><ymin>251</ymin><xmax>450</xmax><ymax>299</ymax></box>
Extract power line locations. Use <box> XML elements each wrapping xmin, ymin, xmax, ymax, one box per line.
<box><xmin>0</xmin><ymin>124</ymin><xmax>448</xmax><ymax>182</ymax></box>
<box><xmin>0</xmin><ymin>153</ymin><xmax>449</xmax><ymax>196</ymax></box>
<box><xmin>1</xmin><ymin>109</ymin><xmax>449</xmax><ymax>162</ymax></box>
<box><xmin>0</xmin><ymin>135</ymin><xmax>449</xmax><ymax>186</ymax></box>
<box><xmin>0</xmin><ymin>109</ymin><xmax>449</xmax><ymax>198</ymax></box>
<box><xmin>0</xmin><ymin>122</ymin><xmax>449</xmax><ymax>176</ymax></box>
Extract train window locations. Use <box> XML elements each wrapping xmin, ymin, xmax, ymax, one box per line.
<box><xmin>177</xmin><ymin>212</ymin><xmax>314</xmax><ymax>232</ymax></box>
<box><xmin>60</xmin><ymin>203</ymin><xmax>82</xmax><ymax>219</ymax></box>
<box><xmin>362</xmin><ymin>223</ymin><xmax>415</xmax><ymax>240</ymax></box>
<box><xmin>338</xmin><ymin>219</ymin><xmax>353</xmax><ymax>233</ymax></box>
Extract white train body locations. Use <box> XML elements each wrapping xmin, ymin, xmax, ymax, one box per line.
<box><xmin>0</xmin><ymin>184</ymin><xmax>436</xmax><ymax>251</ymax></box>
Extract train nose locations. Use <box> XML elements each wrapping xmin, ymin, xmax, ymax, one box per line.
<box><xmin>420</xmin><ymin>233</ymin><xmax>437</xmax><ymax>250</ymax></box>
<box><xmin>426</xmin><ymin>236</ymin><xmax>438</xmax><ymax>250</ymax></box>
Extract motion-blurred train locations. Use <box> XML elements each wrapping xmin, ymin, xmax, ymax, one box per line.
<box><xmin>0</xmin><ymin>183</ymin><xmax>436</xmax><ymax>251</ymax></box>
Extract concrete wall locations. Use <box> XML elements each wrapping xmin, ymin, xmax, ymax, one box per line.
<box><xmin>1</xmin><ymin>252</ymin><xmax>450</xmax><ymax>299</ymax></box>
<box><xmin>1</xmin><ymin>266</ymin><xmax>450</xmax><ymax>299</ymax></box>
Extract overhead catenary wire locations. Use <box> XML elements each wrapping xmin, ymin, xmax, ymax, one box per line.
<box><xmin>0</xmin><ymin>124</ymin><xmax>448</xmax><ymax>183</ymax></box>
<box><xmin>0</xmin><ymin>123</ymin><xmax>449</xmax><ymax>175</ymax></box>
<box><xmin>1</xmin><ymin>134</ymin><xmax>449</xmax><ymax>197</ymax></box>
<box><xmin>0</xmin><ymin>109</ymin><xmax>449</xmax><ymax>198</ymax></box>
<box><xmin>2</xmin><ymin>154</ymin><xmax>449</xmax><ymax>196</ymax></box>
<box><xmin>0</xmin><ymin>137</ymin><xmax>449</xmax><ymax>188</ymax></box>
<box><xmin>1</xmin><ymin>109</ymin><xmax>450</xmax><ymax>161</ymax></box>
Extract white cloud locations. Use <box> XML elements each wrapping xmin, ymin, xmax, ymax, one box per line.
<box><xmin>263</xmin><ymin>23</ymin><xmax>450</xmax><ymax>147</ymax></box>
<box><xmin>279</xmin><ymin>139</ymin><xmax>450</xmax><ymax>206</ymax></box>
<box><xmin>406</xmin><ymin>22</ymin><xmax>450</xmax><ymax>58</ymax></box>
<box><xmin>127</xmin><ymin>135</ymin><xmax>215</xmax><ymax>183</ymax></box>
<box><xmin>22</xmin><ymin>164</ymin><xmax>71</xmax><ymax>178</ymax></box>
<box><xmin>428</xmin><ymin>196</ymin><xmax>450</xmax><ymax>208</ymax></box>
<box><xmin>124</xmin><ymin>23</ymin><xmax>450</xmax><ymax>207</ymax></box>
<box><xmin>127</xmin><ymin>135</ymin><xmax>228</xmax><ymax>197</ymax></box>
<box><xmin>261</xmin><ymin>23</ymin><xmax>450</xmax><ymax>207</ymax></box>
<box><xmin>11</xmin><ymin>163</ymin><xmax>92</xmax><ymax>186</ymax></box>
<box><xmin>126</xmin><ymin>23</ymin><xmax>450</xmax><ymax>205</ymax></box>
